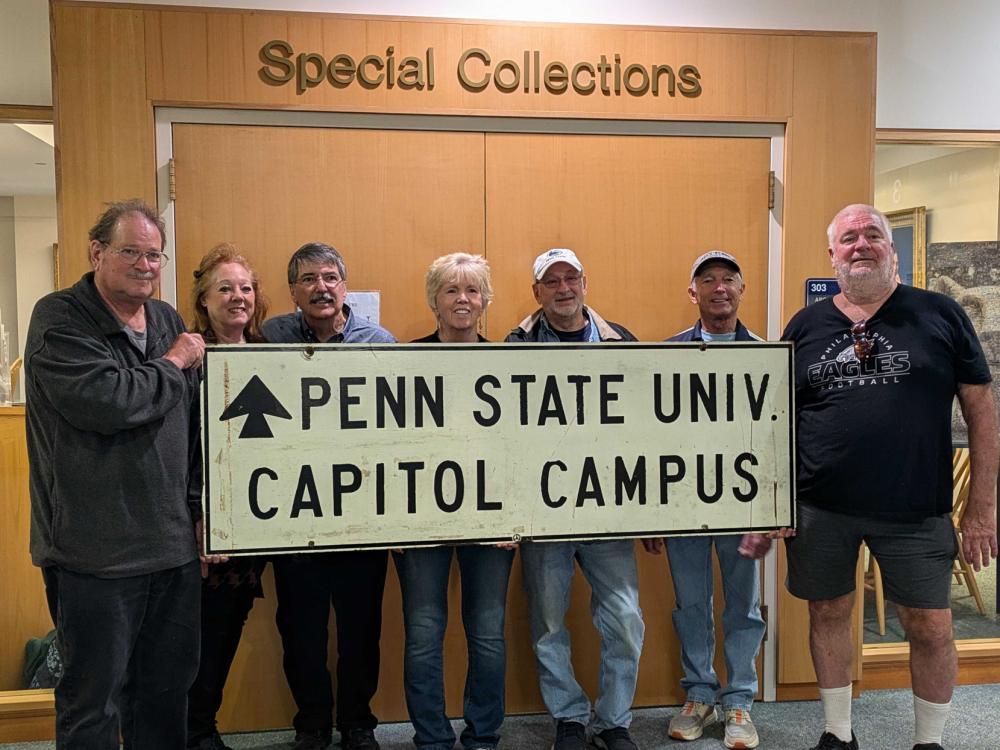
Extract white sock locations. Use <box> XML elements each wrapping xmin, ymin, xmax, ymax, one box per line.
<box><xmin>819</xmin><ymin>684</ymin><xmax>853</xmax><ymax>742</ymax></box>
<box><xmin>913</xmin><ymin>694</ymin><xmax>951</xmax><ymax>745</ymax></box>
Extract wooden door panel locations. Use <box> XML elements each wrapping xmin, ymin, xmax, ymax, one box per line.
<box><xmin>172</xmin><ymin>124</ymin><xmax>486</xmax><ymax>343</ymax></box>
<box><xmin>172</xmin><ymin>124</ymin><xmax>487</xmax><ymax>730</ymax></box>
<box><xmin>484</xmin><ymin>133</ymin><xmax>771</xmax><ymax>342</ymax></box>
<box><xmin>485</xmin><ymin>132</ymin><xmax>771</xmax><ymax>706</ymax></box>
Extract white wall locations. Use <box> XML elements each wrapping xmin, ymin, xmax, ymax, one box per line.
<box><xmin>12</xmin><ymin>194</ymin><xmax>56</xmax><ymax>402</ymax></box>
<box><xmin>2</xmin><ymin>0</ymin><xmax>999</xmax><ymax>130</ymax></box>
<box><xmin>875</xmin><ymin>146</ymin><xmax>1000</xmax><ymax>244</ymax></box>
<box><xmin>0</xmin><ymin>196</ymin><xmax>17</xmax><ymax>401</ymax></box>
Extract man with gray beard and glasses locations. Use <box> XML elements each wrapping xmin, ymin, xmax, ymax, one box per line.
<box><xmin>781</xmin><ymin>204</ymin><xmax>999</xmax><ymax>750</ymax></box>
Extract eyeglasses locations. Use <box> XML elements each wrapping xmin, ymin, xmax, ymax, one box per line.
<box><xmin>538</xmin><ymin>274</ymin><xmax>583</xmax><ymax>290</ymax></box>
<box><xmin>295</xmin><ymin>273</ymin><xmax>344</xmax><ymax>289</ymax></box>
<box><xmin>851</xmin><ymin>319</ymin><xmax>874</xmax><ymax>361</ymax></box>
<box><xmin>105</xmin><ymin>245</ymin><xmax>169</xmax><ymax>266</ymax></box>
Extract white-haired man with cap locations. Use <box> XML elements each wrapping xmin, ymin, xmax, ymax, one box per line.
<box><xmin>642</xmin><ymin>250</ymin><xmax>768</xmax><ymax>750</ymax></box>
<box><xmin>506</xmin><ymin>248</ymin><xmax>645</xmax><ymax>750</ymax></box>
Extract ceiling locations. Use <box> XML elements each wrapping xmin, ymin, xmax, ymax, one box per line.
<box><xmin>0</xmin><ymin>124</ymin><xmax>55</xmax><ymax>195</ymax></box>
<box><xmin>874</xmin><ymin>144</ymin><xmax>978</xmax><ymax>175</ymax></box>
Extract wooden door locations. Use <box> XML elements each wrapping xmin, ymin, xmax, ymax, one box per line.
<box><xmin>172</xmin><ymin>123</ymin><xmax>486</xmax><ymax>340</ymax></box>
<box><xmin>170</xmin><ymin>122</ymin><xmax>772</xmax><ymax>731</ymax></box>
<box><xmin>484</xmin><ymin>133</ymin><xmax>771</xmax><ymax>342</ymax></box>
<box><xmin>172</xmin><ymin>124</ymin><xmax>487</xmax><ymax>731</ymax></box>
<box><xmin>484</xmin><ymin>132</ymin><xmax>771</xmax><ymax>707</ymax></box>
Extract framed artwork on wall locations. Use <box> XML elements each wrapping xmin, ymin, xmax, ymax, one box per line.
<box><xmin>887</xmin><ymin>206</ymin><xmax>926</xmax><ymax>288</ymax></box>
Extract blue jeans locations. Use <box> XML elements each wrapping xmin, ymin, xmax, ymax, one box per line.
<box><xmin>394</xmin><ymin>545</ymin><xmax>515</xmax><ymax>750</ymax></box>
<box><xmin>520</xmin><ymin>539</ymin><xmax>644</xmax><ymax>732</ymax></box>
<box><xmin>666</xmin><ymin>535</ymin><xmax>765</xmax><ymax>710</ymax></box>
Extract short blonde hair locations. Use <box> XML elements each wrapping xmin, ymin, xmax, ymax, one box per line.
<box><xmin>190</xmin><ymin>243</ymin><xmax>269</xmax><ymax>342</ymax></box>
<box><xmin>425</xmin><ymin>252</ymin><xmax>494</xmax><ymax>312</ymax></box>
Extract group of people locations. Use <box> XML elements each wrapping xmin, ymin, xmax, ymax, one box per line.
<box><xmin>22</xmin><ymin>199</ymin><xmax>997</xmax><ymax>750</ymax></box>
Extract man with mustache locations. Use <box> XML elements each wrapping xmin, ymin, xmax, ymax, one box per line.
<box><xmin>506</xmin><ymin>248</ymin><xmax>645</xmax><ymax>750</ymax></box>
<box><xmin>642</xmin><ymin>251</ymin><xmax>767</xmax><ymax>750</ymax></box>
<box><xmin>782</xmin><ymin>205</ymin><xmax>998</xmax><ymax>750</ymax></box>
<box><xmin>262</xmin><ymin>242</ymin><xmax>395</xmax><ymax>750</ymax></box>
<box><xmin>24</xmin><ymin>199</ymin><xmax>205</xmax><ymax>748</ymax></box>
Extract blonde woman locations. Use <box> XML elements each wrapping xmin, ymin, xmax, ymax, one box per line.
<box><xmin>396</xmin><ymin>253</ymin><xmax>515</xmax><ymax>750</ymax></box>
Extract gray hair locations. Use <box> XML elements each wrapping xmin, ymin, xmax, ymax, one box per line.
<box><xmin>826</xmin><ymin>204</ymin><xmax>893</xmax><ymax>246</ymax></box>
<box><xmin>88</xmin><ymin>199</ymin><xmax>166</xmax><ymax>251</ymax></box>
<box><xmin>286</xmin><ymin>242</ymin><xmax>347</xmax><ymax>285</ymax></box>
<box><xmin>425</xmin><ymin>252</ymin><xmax>494</xmax><ymax>311</ymax></box>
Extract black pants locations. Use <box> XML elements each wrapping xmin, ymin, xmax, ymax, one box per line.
<box><xmin>43</xmin><ymin>561</ymin><xmax>201</xmax><ymax>749</ymax></box>
<box><xmin>186</xmin><ymin>578</ymin><xmax>259</xmax><ymax>744</ymax></box>
<box><xmin>273</xmin><ymin>550</ymin><xmax>388</xmax><ymax>734</ymax></box>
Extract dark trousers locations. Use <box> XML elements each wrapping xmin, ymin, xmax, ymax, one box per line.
<box><xmin>273</xmin><ymin>550</ymin><xmax>388</xmax><ymax>734</ymax></box>
<box><xmin>43</xmin><ymin>561</ymin><xmax>201</xmax><ymax>750</ymax></box>
<box><xmin>186</xmin><ymin>580</ymin><xmax>258</xmax><ymax>743</ymax></box>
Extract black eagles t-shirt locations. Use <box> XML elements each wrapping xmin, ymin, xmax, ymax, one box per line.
<box><xmin>782</xmin><ymin>284</ymin><xmax>991</xmax><ymax>519</ymax></box>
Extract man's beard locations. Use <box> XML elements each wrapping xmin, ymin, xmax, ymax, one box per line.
<box><xmin>833</xmin><ymin>255</ymin><xmax>895</xmax><ymax>302</ymax></box>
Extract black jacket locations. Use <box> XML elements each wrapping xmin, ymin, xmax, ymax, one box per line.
<box><xmin>25</xmin><ymin>272</ymin><xmax>200</xmax><ymax>576</ymax></box>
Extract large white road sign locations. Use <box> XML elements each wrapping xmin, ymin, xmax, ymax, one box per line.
<box><xmin>202</xmin><ymin>343</ymin><xmax>795</xmax><ymax>553</ymax></box>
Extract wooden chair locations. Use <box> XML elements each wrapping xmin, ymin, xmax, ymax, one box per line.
<box><xmin>953</xmin><ymin>447</ymin><xmax>970</xmax><ymax>479</ymax></box>
<box><xmin>863</xmin><ymin>545</ymin><xmax>886</xmax><ymax>635</ymax></box>
<box><xmin>951</xmin><ymin>454</ymin><xmax>987</xmax><ymax>615</ymax></box>
<box><xmin>865</xmin><ymin>448</ymin><xmax>979</xmax><ymax>635</ymax></box>
<box><xmin>8</xmin><ymin>356</ymin><xmax>21</xmax><ymax>399</ymax></box>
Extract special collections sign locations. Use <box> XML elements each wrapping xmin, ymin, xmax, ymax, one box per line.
<box><xmin>259</xmin><ymin>40</ymin><xmax>703</xmax><ymax>98</ymax></box>
<box><xmin>202</xmin><ymin>343</ymin><xmax>794</xmax><ymax>554</ymax></box>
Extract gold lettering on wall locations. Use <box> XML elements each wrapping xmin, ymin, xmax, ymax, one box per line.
<box><xmin>259</xmin><ymin>41</ymin><xmax>701</xmax><ymax>97</ymax></box>
<box><xmin>258</xmin><ymin>41</ymin><xmax>435</xmax><ymax>93</ymax></box>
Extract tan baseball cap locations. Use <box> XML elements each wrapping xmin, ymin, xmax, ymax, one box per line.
<box><xmin>690</xmin><ymin>250</ymin><xmax>741</xmax><ymax>280</ymax></box>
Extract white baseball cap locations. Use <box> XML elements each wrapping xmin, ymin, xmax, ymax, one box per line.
<box><xmin>533</xmin><ymin>248</ymin><xmax>584</xmax><ymax>281</ymax></box>
<box><xmin>690</xmin><ymin>250</ymin><xmax>741</xmax><ymax>280</ymax></box>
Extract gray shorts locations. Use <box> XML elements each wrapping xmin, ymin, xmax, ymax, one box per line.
<box><xmin>786</xmin><ymin>502</ymin><xmax>958</xmax><ymax>609</ymax></box>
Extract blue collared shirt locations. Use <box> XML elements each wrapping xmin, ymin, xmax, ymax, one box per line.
<box><xmin>261</xmin><ymin>303</ymin><xmax>396</xmax><ymax>344</ymax></box>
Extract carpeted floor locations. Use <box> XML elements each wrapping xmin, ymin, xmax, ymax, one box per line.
<box><xmin>3</xmin><ymin>684</ymin><xmax>999</xmax><ymax>749</ymax></box>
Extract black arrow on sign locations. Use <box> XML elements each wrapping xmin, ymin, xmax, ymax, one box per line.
<box><xmin>219</xmin><ymin>375</ymin><xmax>292</xmax><ymax>439</ymax></box>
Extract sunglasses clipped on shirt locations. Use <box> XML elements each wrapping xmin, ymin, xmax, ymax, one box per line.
<box><xmin>851</xmin><ymin>319</ymin><xmax>874</xmax><ymax>361</ymax></box>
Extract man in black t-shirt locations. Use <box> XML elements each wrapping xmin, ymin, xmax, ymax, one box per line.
<box><xmin>782</xmin><ymin>204</ymin><xmax>999</xmax><ymax>750</ymax></box>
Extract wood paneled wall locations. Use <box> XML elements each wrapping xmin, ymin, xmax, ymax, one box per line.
<box><xmin>0</xmin><ymin>408</ymin><xmax>52</xmax><ymax>693</ymax></box>
<box><xmin>41</xmin><ymin>0</ymin><xmax>878</xmax><ymax>735</ymax></box>
<box><xmin>53</xmin><ymin>2</ymin><xmax>875</xmax><ymax>318</ymax></box>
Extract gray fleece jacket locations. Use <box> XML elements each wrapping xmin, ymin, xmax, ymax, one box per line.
<box><xmin>24</xmin><ymin>272</ymin><xmax>200</xmax><ymax>577</ymax></box>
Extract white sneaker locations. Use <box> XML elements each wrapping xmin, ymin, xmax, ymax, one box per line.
<box><xmin>668</xmin><ymin>700</ymin><xmax>718</xmax><ymax>741</ymax></box>
<box><xmin>724</xmin><ymin>708</ymin><xmax>759</xmax><ymax>749</ymax></box>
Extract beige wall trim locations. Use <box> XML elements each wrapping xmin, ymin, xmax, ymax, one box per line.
<box><xmin>862</xmin><ymin>639</ymin><xmax>1000</xmax><ymax>690</ymax></box>
<box><xmin>877</xmin><ymin>128</ymin><xmax>1000</xmax><ymax>145</ymax></box>
<box><xmin>155</xmin><ymin>108</ymin><xmax>786</xmax><ymax>136</ymax></box>
<box><xmin>0</xmin><ymin>690</ymin><xmax>55</xmax><ymax>743</ymax></box>
<box><xmin>0</xmin><ymin>105</ymin><xmax>54</xmax><ymax>123</ymax></box>
<box><xmin>864</xmin><ymin>638</ymin><xmax>1000</xmax><ymax>664</ymax></box>
<box><xmin>52</xmin><ymin>1</ymin><xmax>877</xmax><ymax>38</ymax></box>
